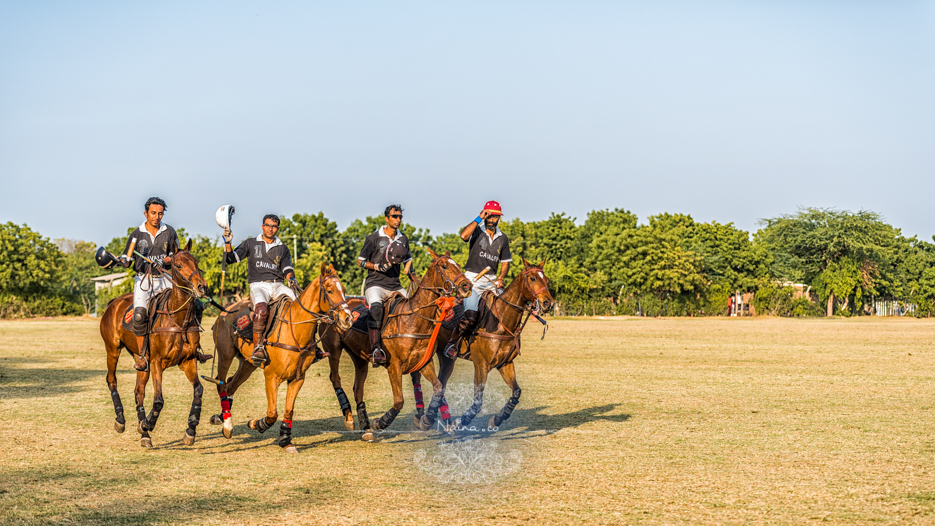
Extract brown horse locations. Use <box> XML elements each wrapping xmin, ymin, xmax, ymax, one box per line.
<box><xmin>319</xmin><ymin>249</ymin><xmax>473</xmax><ymax>441</ymax></box>
<box><xmin>413</xmin><ymin>259</ymin><xmax>554</xmax><ymax>431</ymax></box>
<box><xmin>100</xmin><ymin>240</ymin><xmax>209</xmax><ymax>447</ymax></box>
<box><xmin>208</xmin><ymin>263</ymin><xmax>352</xmax><ymax>453</ymax></box>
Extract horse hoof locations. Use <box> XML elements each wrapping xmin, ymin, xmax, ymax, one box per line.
<box><xmin>183</xmin><ymin>432</ymin><xmax>195</xmax><ymax>446</ymax></box>
<box><xmin>344</xmin><ymin>415</ymin><xmax>355</xmax><ymax>432</ymax></box>
<box><xmin>222</xmin><ymin>418</ymin><xmax>233</xmax><ymax>439</ymax></box>
<box><xmin>114</xmin><ymin>421</ymin><xmax>126</xmax><ymax>434</ymax></box>
<box><xmin>283</xmin><ymin>445</ymin><xmax>299</xmax><ymax>454</ymax></box>
<box><xmin>415</xmin><ymin>415</ymin><xmax>432</xmax><ymax>431</ymax></box>
<box><xmin>140</xmin><ymin>437</ymin><xmax>153</xmax><ymax>448</ymax></box>
<box><xmin>362</xmin><ymin>430</ymin><xmax>374</xmax><ymax>442</ymax></box>
<box><xmin>488</xmin><ymin>416</ymin><xmax>498</xmax><ymax>430</ymax></box>
<box><xmin>209</xmin><ymin>414</ymin><xmax>223</xmax><ymax>426</ymax></box>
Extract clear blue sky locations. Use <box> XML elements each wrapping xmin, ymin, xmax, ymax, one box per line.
<box><xmin>2</xmin><ymin>1</ymin><xmax>933</xmax><ymax>246</ymax></box>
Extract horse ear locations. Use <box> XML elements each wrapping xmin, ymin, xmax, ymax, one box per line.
<box><xmin>320</xmin><ymin>262</ymin><xmax>327</xmax><ymax>275</ymax></box>
<box><xmin>539</xmin><ymin>259</ymin><xmax>546</xmax><ymax>268</ymax></box>
<box><xmin>445</xmin><ymin>250</ymin><xmax>451</xmax><ymax>257</ymax></box>
<box><xmin>185</xmin><ymin>238</ymin><xmax>192</xmax><ymax>252</ymax></box>
<box><xmin>327</xmin><ymin>263</ymin><xmax>336</xmax><ymax>275</ymax></box>
<box><xmin>427</xmin><ymin>248</ymin><xmax>438</xmax><ymax>260</ymax></box>
<box><xmin>522</xmin><ymin>258</ymin><xmax>531</xmax><ymax>268</ymax></box>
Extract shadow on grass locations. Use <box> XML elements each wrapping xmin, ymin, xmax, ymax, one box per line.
<box><xmin>0</xmin><ymin>356</ymin><xmax>103</xmax><ymax>399</ymax></box>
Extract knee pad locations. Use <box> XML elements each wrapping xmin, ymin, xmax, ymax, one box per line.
<box><xmin>369</xmin><ymin>302</ymin><xmax>384</xmax><ymax>328</ymax></box>
<box><xmin>459</xmin><ymin>310</ymin><xmax>478</xmax><ymax>332</ymax></box>
<box><xmin>132</xmin><ymin>307</ymin><xmax>148</xmax><ymax>337</ymax></box>
<box><xmin>253</xmin><ymin>303</ymin><xmax>269</xmax><ymax>333</ymax></box>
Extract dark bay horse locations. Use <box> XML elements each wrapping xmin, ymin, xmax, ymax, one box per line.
<box><xmin>100</xmin><ymin>240</ymin><xmax>209</xmax><ymax>447</ymax></box>
<box><xmin>319</xmin><ymin>249</ymin><xmax>472</xmax><ymax>441</ymax></box>
<box><xmin>208</xmin><ymin>263</ymin><xmax>352</xmax><ymax>453</ymax></box>
<box><xmin>413</xmin><ymin>259</ymin><xmax>554</xmax><ymax>431</ymax></box>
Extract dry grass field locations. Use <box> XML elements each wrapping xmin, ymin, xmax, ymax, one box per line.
<box><xmin>2</xmin><ymin>315</ymin><xmax>935</xmax><ymax>525</ymax></box>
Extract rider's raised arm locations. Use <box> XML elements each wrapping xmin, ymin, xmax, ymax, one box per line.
<box><xmin>226</xmin><ymin>238</ymin><xmax>250</xmax><ymax>264</ymax></box>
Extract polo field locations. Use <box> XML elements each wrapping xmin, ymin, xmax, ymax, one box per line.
<box><xmin>2</xmin><ymin>315</ymin><xmax>935</xmax><ymax>525</ymax></box>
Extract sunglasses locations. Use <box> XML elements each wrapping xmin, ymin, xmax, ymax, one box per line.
<box><xmin>389</xmin><ymin>214</ymin><xmax>403</xmax><ymax>219</ymax></box>
<box><xmin>262</xmin><ymin>223</ymin><xmax>279</xmax><ymax>228</ymax></box>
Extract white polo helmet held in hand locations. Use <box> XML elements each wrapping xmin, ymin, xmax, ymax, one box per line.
<box><xmin>215</xmin><ymin>205</ymin><xmax>235</xmax><ymax>229</ymax></box>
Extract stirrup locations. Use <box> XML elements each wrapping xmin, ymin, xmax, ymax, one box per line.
<box><xmin>371</xmin><ymin>348</ymin><xmax>387</xmax><ymax>365</ymax></box>
<box><xmin>133</xmin><ymin>356</ymin><xmax>149</xmax><ymax>372</ymax></box>
<box><xmin>444</xmin><ymin>342</ymin><xmax>458</xmax><ymax>360</ymax></box>
<box><xmin>251</xmin><ymin>344</ymin><xmax>269</xmax><ymax>367</ymax></box>
<box><xmin>196</xmin><ymin>352</ymin><xmax>213</xmax><ymax>364</ymax></box>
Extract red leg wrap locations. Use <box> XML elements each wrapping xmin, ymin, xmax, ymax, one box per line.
<box><xmin>413</xmin><ymin>382</ymin><xmax>424</xmax><ymax>410</ymax></box>
<box><xmin>440</xmin><ymin>402</ymin><xmax>450</xmax><ymax>421</ymax></box>
<box><xmin>220</xmin><ymin>392</ymin><xmax>232</xmax><ymax>420</ymax></box>
<box><xmin>282</xmin><ymin>420</ymin><xmax>292</xmax><ymax>428</ymax></box>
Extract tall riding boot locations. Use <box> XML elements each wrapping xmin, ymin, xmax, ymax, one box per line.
<box><xmin>368</xmin><ymin>327</ymin><xmax>387</xmax><ymax>366</ymax></box>
<box><xmin>132</xmin><ymin>307</ymin><xmax>150</xmax><ymax>372</ymax></box>
<box><xmin>250</xmin><ymin>303</ymin><xmax>270</xmax><ymax>367</ymax></box>
<box><xmin>444</xmin><ymin>310</ymin><xmax>478</xmax><ymax>359</ymax></box>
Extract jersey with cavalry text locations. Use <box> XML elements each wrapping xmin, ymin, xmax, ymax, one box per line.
<box><xmin>358</xmin><ymin>227</ymin><xmax>412</xmax><ymax>291</ymax></box>
<box><xmin>464</xmin><ymin>227</ymin><xmax>511</xmax><ymax>276</ymax></box>
<box><xmin>123</xmin><ymin>222</ymin><xmax>179</xmax><ymax>276</ymax></box>
<box><xmin>227</xmin><ymin>235</ymin><xmax>294</xmax><ymax>283</ymax></box>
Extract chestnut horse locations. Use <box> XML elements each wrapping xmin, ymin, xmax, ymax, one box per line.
<box><xmin>319</xmin><ymin>249</ymin><xmax>472</xmax><ymax>441</ymax></box>
<box><xmin>413</xmin><ymin>259</ymin><xmax>554</xmax><ymax>431</ymax></box>
<box><xmin>208</xmin><ymin>263</ymin><xmax>352</xmax><ymax>453</ymax></box>
<box><xmin>100</xmin><ymin>240</ymin><xmax>209</xmax><ymax>447</ymax></box>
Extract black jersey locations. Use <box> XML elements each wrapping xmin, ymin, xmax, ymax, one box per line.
<box><xmin>465</xmin><ymin>227</ymin><xmax>511</xmax><ymax>275</ymax></box>
<box><xmin>358</xmin><ymin>227</ymin><xmax>412</xmax><ymax>291</ymax></box>
<box><xmin>226</xmin><ymin>235</ymin><xmax>294</xmax><ymax>283</ymax></box>
<box><xmin>123</xmin><ymin>223</ymin><xmax>179</xmax><ymax>276</ymax></box>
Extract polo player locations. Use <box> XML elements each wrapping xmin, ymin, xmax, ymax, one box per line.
<box><xmin>357</xmin><ymin>204</ymin><xmax>413</xmax><ymax>365</ymax></box>
<box><xmin>223</xmin><ymin>214</ymin><xmax>298</xmax><ymax>367</ymax></box>
<box><xmin>444</xmin><ymin>200</ymin><xmax>512</xmax><ymax>358</ymax></box>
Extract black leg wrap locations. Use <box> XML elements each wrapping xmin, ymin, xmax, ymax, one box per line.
<box><xmin>111</xmin><ymin>391</ymin><xmax>125</xmax><ymax>422</ymax></box>
<box><xmin>373</xmin><ymin>407</ymin><xmax>400</xmax><ymax>430</ymax></box>
<box><xmin>277</xmin><ymin>422</ymin><xmax>293</xmax><ymax>447</ymax></box>
<box><xmin>136</xmin><ymin>405</ymin><xmax>146</xmax><ymax>423</ymax></box>
<box><xmin>335</xmin><ymin>388</ymin><xmax>351</xmax><ymax>413</ymax></box>
<box><xmin>188</xmin><ymin>383</ymin><xmax>204</xmax><ymax>430</ymax></box>
<box><xmin>357</xmin><ymin>402</ymin><xmax>371</xmax><ymax>430</ymax></box>
<box><xmin>461</xmin><ymin>398</ymin><xmax>484</xmax><ymax>427</ymax></box>
<box><xmin>254</xmin><ymin>417</ymin><xmax>274</xmax><ymax>433</ymax></box>
<box><xmin>424</xmin><ymin>392</ymin><xmax>443</xmax><ymax>424</ymax></box>
<box><xmin>495</xmin><ymin>388</ymin><xmax>521</xmax><ymax>426</ymax></box>
<box><xmin>146</xmin><ymin>399</ymin><xmax>163</xmax><ymax>430</ymax></box>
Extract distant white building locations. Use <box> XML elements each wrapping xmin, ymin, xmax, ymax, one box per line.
<box><xmin>91</xmin><ymin>272</ymin><xmax>129</xmax><ymax>292</ymax></box>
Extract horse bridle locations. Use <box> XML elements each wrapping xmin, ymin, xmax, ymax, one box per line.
<box><xmin>416</xmin><ymin>256</ymin><xmax>468</xmax><ymax>298</ymax></box>
<box><xmin>290</xmin><ymin>273</ymin><xmax>349</xmax><ymax>324</ymax></box>
<box><xmin>492</xmin><ymin>266</ymin><xmax>551</xmax><ymax>314</ymax></box>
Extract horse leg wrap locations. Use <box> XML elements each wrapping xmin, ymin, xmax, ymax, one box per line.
<box><xmin>461</xmin><ymin>396</ymin><xmax>484</xmax><ymax>427</ymax></box>
<box><xmin>425</xmin><ymin>392</ymin><xmax>442</xmax><ymax>424</ymax></box>
<box><xmin>136</xmin><ymin>405</ymin><xmax>148</xmax><ymax>430</ymax></box>
<box><xmin>440</xmin><ymin>397</ymin><xmax>451</xmax><ymax>422</ymax></box>
<box><xmin>254</xmin><ymin>416</ymin><xmax>274</xmax><ymax>433</ymax></box>
<box><xmin>334</xmin><ymin>388</ymin><xmax>351</xmax><ymax>413</ymax></box>
<box><xmin>373</xmin><ymin>407</ymin><xmax>400</xmax><ymax>430</ymax></box>
<box><xmin>146</xmin><ymin>398</ymin><xmax>164</xmax><ymax>430</ymax></box>
<box><xmin>277</xmin><ymin>420</ymin><xmax>293</xmax><ymax>447</ymax></box>
<box><xmin>412</xmin><ymin>382</ymin><xmax>424</xmax><ymax>412</ymax></box>
<box><xmin>494</xmin><ymin>388</ymin><xmax>521</xmax><ymax>427</ymax></box>
<box><xmin>111</xmin><ymin>391</ymin><xmax>125</xmax><ymax>423</ymax></box>
<box><xmin>357</xmin><ymin>402</ymin><xmax>371</xmax><ymax>430</ymax></box>
<box><xmin>220</xmin><ymin>391</ymin><xmax>233</xmax><ymax>420</ymax></box>
<box><xmin>188</xmin><ymin>383</ymin><xmax>204</xmax><ymax>430</ymax></box>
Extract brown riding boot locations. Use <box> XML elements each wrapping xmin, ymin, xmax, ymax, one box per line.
<box><xmin>368</xmin><ymin>327</ymin><xmax>387</xmax><ymax>366</ymax></box>
<box><xmin>250</xmin><ymin>333</ymin><xmax>269</xmax><ymax>367</ymax></box>
<box><xmin>444</xmin><ymin>310</ymin><xmax>478</xmax><ymax>359</ymax></box>
<box><xmin>134</xmin><ymin>335</ymin><xmax>150</xmax><ymax>372</ymax></box>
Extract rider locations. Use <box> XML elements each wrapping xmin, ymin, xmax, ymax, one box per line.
<box><xmin>357</xmin><ymin>204</ymin><xmax>413</xmax><ymax>365</ymax></box>
<box><xmin>223</xmin><ymin>214</ymin><xmax>299</xmax><ymax>367</ymax></box>
<box><xmin>117</xmin><ymin>197</ymin><xmax>180</xmax><ymax>372</ymax></box>
<box><xmin>443</xmin><ymin>200</ymin><xmax>512</xmax><ymax>359</ymax></box>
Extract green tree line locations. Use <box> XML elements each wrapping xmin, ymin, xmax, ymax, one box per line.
<box><xmin>3</xmin><ymin>207</ymin><xmax>934</xmax><ymax>319</ymax></box>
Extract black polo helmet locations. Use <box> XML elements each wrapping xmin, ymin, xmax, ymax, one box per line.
<box><xmin>95</xmin><ymin>247</ymin><xmax>118</xmax><ymax>269</ymax></box>
<box><xmin>385</xmin><ymin>239</ymin><xmax>408</xmax><ymax>266</ymax></box>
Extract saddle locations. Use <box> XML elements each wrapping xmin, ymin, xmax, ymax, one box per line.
<box><xmin>120</xmin><ymin>289</ymin><xmax>172</xmax><ymax>333</ymax></box>
<box><xmin>221</xmin><ymin>295</ymin><xmax>291</xmax><ymax>342</ymax></box>
<box><xmin>121</xmin><ymin>290</ymin><xmax>204</xmax><ymax>352</ymax></box>
<box><xmin>348</xmin><ymin>293</ymin><xmax>409</xmax><ymax>334</ymax></box>
<box><xmin>449</xmin><ymin>291</ymin><xmax>498</xmax><ymax>360</ymax></box>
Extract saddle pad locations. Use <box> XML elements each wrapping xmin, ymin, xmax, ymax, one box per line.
<box><xmin>441</xmin><ymin>302</ymin><xmax>464</xmax><ymax>330</ymax></box>
<box><xmin>350</xmin><ymin>304</ymin><xmax>369</xmax><ymax>334</ymax></box>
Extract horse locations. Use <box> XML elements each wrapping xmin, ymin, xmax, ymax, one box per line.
<box><xmin>207</xmin><ymin>263</ymin><xmax>353</xmax><ymax>453</ymax></box>
<box><xmin>100</xmin><ymin>239</ymin><xmax>209</xmax><ymax>447</ymax></box>
<box><xmin>412</xmin><ymin>258</ymin><xmax>554</xmax><ymax>431</ymax></box>
<box><xmin>319</xmin><ymin>248</ymin><xmax>473</xmax><ymax>441</ymax></box>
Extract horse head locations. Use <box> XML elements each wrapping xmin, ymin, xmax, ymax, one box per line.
<box><xmin>171</xmin><ymin>239</ymin><xmax>208</xmax><ymax>298</ymax></box>
<box><xmin>318</xmin><ymin>262</ymin><xmax>353</xmax><ymax>331</ymax></box>
<box><xmin>520</xmin><ymin>258</ymin><xmax>554</xmax><ymax>313</ymax></box>
<box><xmin>424</xmin><ymin>248</ymin><xmax>472</xmax><ymax>299</ymax></box>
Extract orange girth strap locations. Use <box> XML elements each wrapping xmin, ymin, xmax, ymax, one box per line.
<box><xmin>403</xmin><ymin>296</ymin><xmax>457</xmax><ymax>375</ymax></box>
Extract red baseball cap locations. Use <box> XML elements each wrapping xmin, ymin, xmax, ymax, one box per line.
<box><xmin>483</xmin><ymin>200</ymin><xmax>503</xmax><ymax>216</ymax></box>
